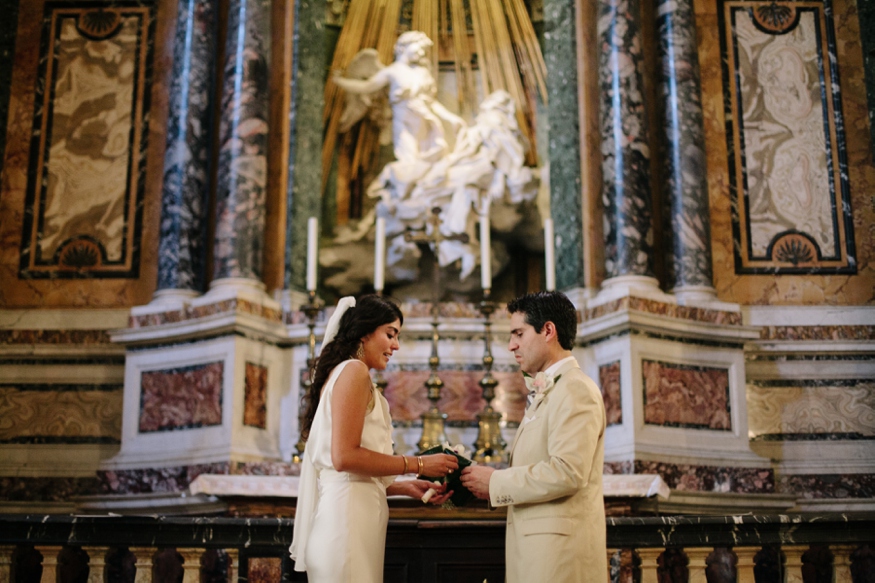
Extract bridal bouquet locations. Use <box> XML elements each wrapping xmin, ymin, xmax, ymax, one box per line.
<box><xmin>416</xmin><ymin>443</ymin><xmax>476</xmax><ymax>508</ymax></box>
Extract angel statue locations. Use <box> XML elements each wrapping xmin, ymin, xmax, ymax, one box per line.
<box><xmin>333</xmin><ymin>31</ymin><xmax>465</xmax><ymax>169</ymax></box>
<box><xmin>325</xmin><ymin>31</ymin><xmax>540</xmax><ymax>294</ymax></box>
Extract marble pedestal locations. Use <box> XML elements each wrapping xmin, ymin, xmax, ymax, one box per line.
<box><xmin>104</xmin><ymin>286</ymin><xmax>291</xmax><ymax>477</ymax></box>
<box><xmin>578</xmin><ymin>291</ymin><xmax>772</xmax><ymax>493</ymax></box>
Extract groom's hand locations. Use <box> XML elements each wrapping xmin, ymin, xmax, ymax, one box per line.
<box><xmin>460</xmin><ymin>465</ymin><xmax>494</xmax><ymax>500</ymax></box>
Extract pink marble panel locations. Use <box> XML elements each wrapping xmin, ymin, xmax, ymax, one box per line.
<box><xmin>97</xmin><ymin>462</ymin><xmax>230</xmax><ymax>494</ymax></box>
<box><xmin>634</xmin><ymin>460</ymin><xmax>774</xmax><ymax>494</ymax></box>
<box><xmin>598</xmin><ymin>361</ymin><xmax>622</xmax><ymax>426</ymax></box>
<box><xmin>231</xmin><ymin>461</ymin><xmax>300</xmax><ymax>476</ymax></box>
<box><xmin>129</xmin><ymin>298</ymin><xmax>283</xmax><ymax>328</ymax></box>
<box><xmin>139</xmin><ymin>362</ymin><xmax>223</xmax><ymax>432</ymax></box>
<box><xmin>759</xmin><ymin>325</ymin><xmax>875</xmax><ymax>341</ymax></box>
<box><xmin>583</xmin><ymin>297</ymin><xmax>742</xmax><ymax>325</ymax></box>
<box><xmin>642</xmin><ymin>359</ymin><xmax>731</xmax><ymax>430</ymax></box>
<box><xmin>382</xmin><ymin>369</ymin><xmax>527</xmax><ymax>423</ymax></box>
<box><xmin>0</xmin><ymin>330</ymin><xmax>110</xmax><ymax>345</ymax></box>
<box><xmin>243</xmin><ymin>362</ymin><xmax>267</xmax><ymax>429</ymax></box>
<box><xmin>248</xmin><ymin>557</ymin><xmax>282</xmax><ymax>582</ymax></box>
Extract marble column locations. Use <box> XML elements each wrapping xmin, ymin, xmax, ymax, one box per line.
<box><xmin>545</xmin><ymin>0</ymin><xmax>585</xmax><ymax>290</ymax></box>
<box><xmin>284</xmin><ymin>0</ymin><xmax>324</xmax><ymax>298</ymax></box>
<box><xmin>212</xmin><ymin>0</ymin><xmax>271</xmax><ymax>291</ymax></box>
<box><xmin>154</xmin><ymin>0</ymin><xmax>217</xmax><ymax>305</ymax></box>
<box><xmin>656</xmin><ymin>0</ymin><xmax>716</xmax><ymax>302</ymax></box>
<box><xmin>597</xmin><ymin>0</ymin><xmax>659</xmax><ymax>293</ymax></box>
<box><xmin>0</xmin><ymin>0</ymin><xmax>21</xmax><ymax>163</ymax></box>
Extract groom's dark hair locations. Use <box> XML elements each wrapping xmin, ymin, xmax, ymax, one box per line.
<box><xmin>507</xmin><ymin>291</ymin><xmax>578</xmax><ymax>350</ymax></box>
<box><xmin>301</xmin><ymin>294</ymin><xmax>403</xmax><ymax>439</ymax></box>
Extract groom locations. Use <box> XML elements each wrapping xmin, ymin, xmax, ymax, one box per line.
<box><xmin>461</xmin><ymin>291</ymin><xmax>607</xmax><ymax>582</ymax></box>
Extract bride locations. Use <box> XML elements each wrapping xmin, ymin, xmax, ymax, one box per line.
<box><xmin>290</xmin><ymin>295</ymin><xmax>458</xmax><ymax>582</ymax></box>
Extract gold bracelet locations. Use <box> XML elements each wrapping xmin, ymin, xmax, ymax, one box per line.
<box><xmin>417</xmin><ymin>456</ymin><xmax>424</xmax><ymax>475</ymax></box>
<box><xmin>401</xmin><ymin>455</ymin><xmax>409</xmax><ymax>474</ymax></box>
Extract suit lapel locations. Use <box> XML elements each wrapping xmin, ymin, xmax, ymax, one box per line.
<box><xmin>508</xmin><ymin>359</ymin><xmax>580</xmax><ymax>465</ymax></box>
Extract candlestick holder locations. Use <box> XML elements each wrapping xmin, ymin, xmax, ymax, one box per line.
<box><xmin>472</xmin><ymin>289</ymin><xmax>506</xmax><ymax>462</ymax></box>
<box><xmin>293</xmin><ymin>290</ymin><xmax>322</xmax><ymax>463</ymax></box>
<box><xmin>417</xmin><ymin>301</ymin><xmax>448</xmax><ymax>451</ymax></box>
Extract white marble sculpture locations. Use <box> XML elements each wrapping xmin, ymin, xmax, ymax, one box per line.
<box><xmin>327</xmin><ymin>31</ymin><xmax>539</xmax><ymax>293</ymax></box>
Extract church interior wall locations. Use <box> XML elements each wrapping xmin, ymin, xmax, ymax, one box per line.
<box><xmin>0</xmin><ymin>0</ymin><xmax>872</xmax><ymax>513</ymax></box>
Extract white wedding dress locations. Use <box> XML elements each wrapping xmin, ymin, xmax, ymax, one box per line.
<box><xmin>291</xmin><ymin>359</ymin><xmax>395</xmax><ymax>582</ymax></box>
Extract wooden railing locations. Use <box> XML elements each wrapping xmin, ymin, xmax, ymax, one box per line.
<box><xmin>1</xmin><ymin>513</ymin><xmax>873</xmax><ymax>582</ymax></box>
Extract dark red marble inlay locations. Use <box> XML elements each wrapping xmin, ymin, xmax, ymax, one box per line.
<box><xmin>599</xmin><ymin>360</ymin><xmax>623</xmax><ymax>426</ymax></box>
<box><xmin>243</xmin><ymin>362</ymin><xmax>268</xmax><ymax>429</ymax></box>
<box><xmin>642</xmin><ymin>359</ymin><xmax>731</xmax><ymax>430</ymax></box>
<box><xmin>248</xmin><ymin>557</ymin><xmax>282</xmax><ymax>582</ymax></box>
<box><xmin>139</xmin><ymin>362</ymin><xmax>223</xmax><ymax>432</ymax></box>
<box><xmin>383</xmin><ymin>370</ymin><xmax>528</xmax><ymax>423</ymax></box>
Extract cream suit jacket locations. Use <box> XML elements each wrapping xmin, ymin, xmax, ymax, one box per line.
<box><xmin>489</xmin><ymin>359</ymin><xmax>607</xmax><ymax>583</ymax></box>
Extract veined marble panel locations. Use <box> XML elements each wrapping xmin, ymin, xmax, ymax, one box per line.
<box><xmin>382</xmin><ymin>367</ymin><xmax>527</xmax><ymax>424</ymax></box>
<box><xmin>719</xmin><ymin>0</ymin><xmax>855</xmax><ymax>274</ymax></box>
<box><xmin>138</xmin><ymin>362</ymin><xmax>224</xmax><ymax>432</ymax></box>
<box><xmin>129</xmin><ymin>297</ymin><xmax>283</xmax><ymax>328</ymax></box>
<box><xmin>779</xmin><ymin>473</ymin><xmax>875</xmax><ymax>499</ymax></box>
<box><xmin>747</xmin><ymin>382</ymin><xmax>875</xmax><ymax>438</ymax></box>
<box><xmin>583</xmin><ymin>296</ymin><xmax>742</xmax><ymax>326</ymax></box>
<box><xmin>0</xmin><ymin>476</ymin><xmax>101</xmax><ymax>501</ymax></box>
<box><xmin>599</xmin><ymin>360</ymin><xmax>623</xmax><ymax>427</ymax></box>
<box><xmin>98</xmin><ymin>462</ymin><xmax>229</xmax><ymax>494</ymax></box>
<box><xmin>243</xmin><ymin>362</ymin><xmax>267</xmax><ymax>429</ymax></box>
<box><xmin>633</xmin><ymin>460</ymin><xmax>775</xmax><ymax>493</ymax></box>
<box><xmin>0</xmin><ymin>384</ymin><xmax>122</xmax><ymax>443</ymax></box>
<box><xmin>20</xmin><ymin>4</ymin><xmax>155</xmax><ymax>278</ymax></box>
<box><xmin>642</xmin><ymin>359</ymin><xmax>732</xmax><ymax>430</ymax></box>
<box><xmin>248</xmin><ymin>557</ymin><xmax>282</xmax><ymax>583</ymax></box>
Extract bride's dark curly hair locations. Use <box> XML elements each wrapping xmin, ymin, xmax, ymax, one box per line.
<box><xmin>300</xmin><ymin>294</ymin><xmax>403</xmax><ymax>439</ymax></box>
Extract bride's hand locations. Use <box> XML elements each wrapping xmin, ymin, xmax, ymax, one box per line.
<box><xmin>418</xmin><ymin>453</ymin><xmax>458</xmax><ymax>477</ymax></box>
<box><xmin>401</xmin><ymin>479</ymin><xmax>454</xmax><ymax>505</ymax></box>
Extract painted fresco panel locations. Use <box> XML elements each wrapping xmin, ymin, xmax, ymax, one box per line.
<box><xmin>20</xmin><ymin>2</ymin><xmax>154</xmax><ymax>278</ymax></box>
<box><xmin>720</xmin><ymin>1</ymin><xmax>855</xmax><ymax>274</ymax></box>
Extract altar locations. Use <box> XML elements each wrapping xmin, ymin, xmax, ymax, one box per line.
<box><xmin>185</xmin><ymin>473</ymin><xmax>672</xmax><ymax>519</ymax></box>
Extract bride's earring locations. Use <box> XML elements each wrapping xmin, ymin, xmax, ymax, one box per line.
<box><xmin>356</xmin><ymin>343</ymin><xmax>365</xmax><ymax>360</ymax></box>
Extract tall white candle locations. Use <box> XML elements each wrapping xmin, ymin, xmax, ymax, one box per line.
<box><xmin>544</xmin><ymin>218</ymin><xmax>556</xmax><ymax>291</ymax></box>
<box><xmin>306</xmin><ymin>217</ymin><xmax>318</xmax><ymax>292</ymax></box>
<box><xmin>374</xmin><ymin>217</ymin><xmax>386</xmax><ymax>292</ymax></box>
<box><xmin>480</xmin><ymin>211</ymin><xmax>491</xmax><ymax>290</ymax></box>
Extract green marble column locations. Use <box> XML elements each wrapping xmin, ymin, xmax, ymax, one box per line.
<box><xmin>285</xmin><ymin>0</ymin><xmax>325</xmax><ymax>291</ymax></box>
<box><xmin>544</xmin><ymin>0</ymin><xmax>585</xmax><ymax>290</ymax></box>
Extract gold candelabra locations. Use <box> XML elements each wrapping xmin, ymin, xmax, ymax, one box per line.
<box><xmin>473</xmin><ymin>288</ymin><xmax>506</xmax><ymax>462</ymax></box>
<box><xmin>405</xmin><ymin>207</ymin><xmax>468</xmax><ymax>451</ymax></box>
<box><xmin>293</xmin><ymin>290</ymin><xmax>322</xmax><ymax>463</ymax></box>
<box><xmin>418</xmin><ymin>301</ymin><xmax>448</xmax><ymax>451</ymax></box>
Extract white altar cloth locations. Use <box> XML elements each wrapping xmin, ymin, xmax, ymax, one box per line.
<box><xmin>188</xmin><ymin>473</ymin><xmax>669</xmax><ymax>500</ymax></box>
